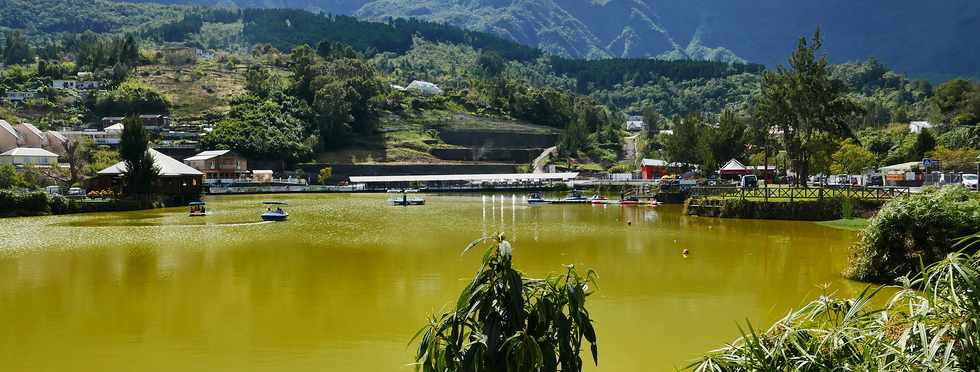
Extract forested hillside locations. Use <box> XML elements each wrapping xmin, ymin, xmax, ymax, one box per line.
<box><xmin>120</xmin><ymin>0</ymin><xmax>980</xmax><ymax>80</ymax></box>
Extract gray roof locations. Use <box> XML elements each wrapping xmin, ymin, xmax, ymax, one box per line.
<box><xmin>0</xmin><ymin>147</ymin><xmax>59</xmax><ymax>157</ymax></box>
<box><xmin>98</xmin><ymin>148</ymin><xmax>203</xmax><ymax>177</ymax></box>
<box><xmin>642</xmin><ymin>159</ymin><xmax>667</xmax><ymax>167</ymax></box>
<box><xmin>0</xmin><ymin>120</ymin><xmax>20</xmax><ymax>140</ymax></box>
<box><xmin>185</xmin><ymin>149</ymin><xmax>233</xmax><ymax>161</ymax></box>
<box><xmin>15</xmin><ymin>123</ymin><xmax>45</xmax><ymax>141</ymax></box>
<box><xmin>349</xmin><ymin>172</ymin><xmax>579</xmax><ymax>183</ymax></box>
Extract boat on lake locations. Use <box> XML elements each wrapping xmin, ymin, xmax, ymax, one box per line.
<box><xmin>261</xmin><ymin>201</ymin><xmax>289</xmax><ymax>221</ymax></box>
<box><xmin>590</xmin><ymin>195</ymin><xmax>609</xmax><ymax>205</ymax></box>
<box><xmin>552</xmin><ymin>190</ymin><xmax>589</xmax><ymax>204</ymax></box>
<box><xmin>188</xmin><ymin>201</ymin><xmax>207</xmax><ymax>217</ymax></box>
<box><xmin>617</xmin><ymin>196</ymin><xmax>659</xmax><ymax>207</ymax></box>
<box><xmin>526</xmin><ymin>193</ymin><xmax>550</xmax><ymax>205</ymax></box>
<box><xmin>388</xmin><ymin>190</ymin><xmax>425</xmax><ymax>206</ymax></box>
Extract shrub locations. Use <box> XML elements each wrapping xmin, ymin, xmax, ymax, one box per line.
<box><xmin>845</xmin><ymin>185</ymin><xmax>980</xmax><ymax>282</ymax></box>
<box><xmin>0</xmin><ymin>189</ymin><xmax>52</xmax><ymax>216</ymax></box>
<box><xmin>413</xmin><ymin>235</ymin><xmax>599</xmax><ymax>372</ymax></box>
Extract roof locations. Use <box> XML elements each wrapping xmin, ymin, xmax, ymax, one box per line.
<box><xmin>185</xmin><ymin>150</ymin><xmax>233</xmax><ymax>161</ymax></box>
<box><xmin>0</xmin><ymin>120</ymin><xmax>20</xmax><ymax>140</ymax></box>
<box><xmin>105</xmin><ymin>123</ymin><xmax>124</xmax><ymax>131</ymax></box>
<box><xmin>720</xmin><ymin>159</ymin><xmax>748</xmax><ymax>171</ymax></box>
<box><xmin>14</xmin><ymin>123</ymin><xmax>45</xmax><ymax>141</ymax></box>
<box><xmin>0</xmin><ymin>147</ymin><xmax>59</xmax><ymax>157</ymax></box>
<box><xmin>102</xmin><ymin>117</ymin><xmax>125</xmax><ymax>121</ymax></box>
<box><xmin>97</xmin><ymin>148</ymin><xmax>204</xmax><ymax>177</ymax></box>
<box><xmin>880</xmin><ymin>161</ymin><xmax>921</xmax><ymax>172</ymax></box>
<box><xmin>642</xmin><ymin>159</ymin><xmax>667</xmax><ymax>167</ymax></box>
<box><xmin>45</xmin><ymin>130</ymin><xmax>66</xmax><ymax>142</ymax></box>
<box><xmin>910</xmin><ymin>121</ymin><xmax>933</xmax><ymax>127</ymax></box>
<box><xmin>349</xmin><ymin>172</ymin><xmax>580</xmax><ymax>183</ymax></box>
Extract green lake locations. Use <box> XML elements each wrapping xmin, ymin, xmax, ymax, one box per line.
<box><xmin>0</xmin><ymin>193</ymin><xmax>865</xmax><ymax>371</ymax></box>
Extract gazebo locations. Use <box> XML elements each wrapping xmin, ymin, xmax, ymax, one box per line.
<box><xmin>94</xmin><ymin>148</ymin><xmax>204</xmax><ymax>198</ymax></box>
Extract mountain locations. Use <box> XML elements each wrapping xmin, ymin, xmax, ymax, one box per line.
<box><xmin>76</xmin><ymin>0</ymin><xmax>980</xmax><ymax>78</ymax></box>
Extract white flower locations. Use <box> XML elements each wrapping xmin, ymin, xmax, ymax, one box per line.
<box><xmin>499</xmin><ymin>240</ymin><xmax>512</xmax><ymax>258</ymax></box>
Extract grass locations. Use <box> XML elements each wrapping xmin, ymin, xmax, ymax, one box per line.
<box><xmin>815</xmin><ymin>217</ymin><xmax>869</xmax><ymax>231</ymax></box>
<box><xmin>136</xmin><ymin>59</ymin><xmax>247</xmax><ymax>120</ymax></box>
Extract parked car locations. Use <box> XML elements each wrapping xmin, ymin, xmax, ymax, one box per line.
<box><xmin>963</xmin><ymin>174</ymin><xmax>978</xmax><ymax>190</ymax></box>
<box><xmin>740</xmin><ymin>174</ymin><xmax>758</xmax><ymax>188</ymax></box>
<box><xmin>45</xmin><ymin>185</ymin><xmax>62</xmax><ymax>194</ymax></box>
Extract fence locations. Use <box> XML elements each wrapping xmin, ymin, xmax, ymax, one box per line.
<box><xmin>689</xmin><ymin>186</ymin><xmax>911</xmax><ymax>202</ymax></box>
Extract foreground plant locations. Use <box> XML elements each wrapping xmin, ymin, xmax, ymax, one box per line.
<box><xmin>691</xmin><ymin>238</ymin><xmax>980</xmax><ymax>371</ymax></box>
<box><xmin>412</xmin><ymin>234</ymin><xmax>599</xmax><ymax>372</ymax></box>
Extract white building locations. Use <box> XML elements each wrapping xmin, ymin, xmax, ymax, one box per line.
<box><xmin>909</xmin><ymin>121</ymin><xmax>934</xmax><ymax>134</ymax></box>
<box><xmin>625</xmin><ymin>115</ymin><xmax>644</xmax><ymax>131</ymax></box>
<box><xmin>406</xmin><ymin>80</ymin><xmax>444</xmax><ymax>96</ymax></box>
<box><xmin>0</xmin><ymin>147</ymin><xmax>60</xmax><ymax>166</ymax></box>
<box><xmin>4</xmin><ymin>90</ymin><xmax>35</xmax><ymax>103</ymax></box>
<box><xmin>58</xmin><ymin>129</ymin><xmax>121</xmax><ymax>147</ymax></box>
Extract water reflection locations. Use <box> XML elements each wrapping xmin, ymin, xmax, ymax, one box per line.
<box><xmin>0</xmin><ymin>193</ymin><xmax>863</xmax><ymax>371</ymax></box>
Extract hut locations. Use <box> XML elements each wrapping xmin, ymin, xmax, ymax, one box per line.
<box><xmin>94</xmin><ymin>149</ymin><xmax>204</xmax><ymax>198</ymax></box>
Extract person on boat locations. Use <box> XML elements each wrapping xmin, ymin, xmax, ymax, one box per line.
<box><xmin>267</xmin><ymin>207</ymin><xmax>272</xmax><ymax>212</ymax></box>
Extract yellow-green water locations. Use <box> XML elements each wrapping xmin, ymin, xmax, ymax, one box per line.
<box><xmin>0</xmin><ymin>193</ymin><xmax>865</xmax><ymax>371</ymax></box>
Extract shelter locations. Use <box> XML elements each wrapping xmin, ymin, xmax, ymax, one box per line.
<box><xmin>349</xmin><ymin>172</ymin><xmax>578</xmax><ymax>189</ymax></box>
<box><xmin>880</xmin><ymin>161</ymin><xmax>923</xmax><ymax>186</ymax></box>
<box><xmin>94</xmin><ymin>149</ymin><xmax>204</xmax><ymax>196</ymax></box>
<box><xmin>719</xmin><ymin>159</ymin><xmax>777</xmax><ymax>181</ymax></box>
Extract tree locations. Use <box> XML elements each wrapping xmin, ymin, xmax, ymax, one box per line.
<box><xmin>317</xmin><ymin>167</ymin><xmax>332</xmax><ymax>185</ymax></box>
<box><xmin>704</xmin><ymin>109</ymin><xmax>748</xmax><ymax>172</ymax></box>
<box><xmin>62</xmin><ymin>137</ymin><xmax>92</xmax><ymax>187</ymax></box>
<box><xmin>85</xmin><ymin>148</ymin><xmax>120</xmax><ymax>178</ymax></box>
<box><xmin>91</xmin><ymin>79</ymin><xmax>170</xmax><ymax>117</ymax></box>
<box><xmin>477</xmin><ymin>50</ymin><xmax>506</xmax><ymax>77</ymax></box>
<box><xmin>755</xmin><ymin>29</ymin><xmax>862</xmax><ymax>185</ymax></box>
<box><xmin>929</xmin><ymin>146</ymin><xmax>979</xmax><ymax>173</ymax></box>
<box><xmin>202</xmin><ymin>95</ymin><xmax>313</xmax><ymax>163</ymax></box>
<box><xmin>642</xmin><ymin>106</ymin><xmax>661</xmax><ymax>138</ymax></box>
<box><xmin>0</xmin><ymin>164</ymin><xmax>24</xmax><ymax>189</ymax></box>
<box><xmin>119</xmin><ymin>115</ymin><xmax>158</xmax><ymax>197</ymax></box>
<box><xmin>3</xmin><ymin>30</ymin><xmax>34</xmax><ymax>65</ymax></box>
<box><xmin>831</xmin><ymin>139</ymin><xmax>876</xmax><ymax>175</ymax></box>
<box><xmin>914</xmin><ymin>128</ymin><xmax>937</xmax><ymax>160</ymax></box>
<box><xmin>413</xmin><ymin>235</ymin><xmax>599</xmax><ymax>372</ymax></box>
<box><xmin>663</xmin><ymin>114</ymin><xmax>708</xmax><ymax>167</ymax></box>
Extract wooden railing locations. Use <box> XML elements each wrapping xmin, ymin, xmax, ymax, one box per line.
<box><xmin>688</xmin><ymin>186</ymin><xmax>911</xmax><ymax>201</ymax></box>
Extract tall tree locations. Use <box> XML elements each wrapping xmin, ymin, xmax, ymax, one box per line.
<box><xmin>914</xmin><ymin>128</ymin><xmax>937</xmax><ymax>161</ymax></box>
<box><xmin>705</xmin><ymin>109</ymin><xmax>748</xmax><ymax>172</ymax></box>
<box><xmin>119</xmin><ymin>115</ymin><xmax>158</xmax><ymax>197</ymax></box>
<box><xmin>756</xmin><ymin>29</ymin><xmax>862</xmax><ymax>185</ymax></box>
<box><xmin>3</xmin><ymin>30</ymin><xmax>34</xmax><ymax>65</ymax></box>
<box><xmin>663</xmin><ymin>114</ymin><xmax>708</xmax><ymax>167</ymax></box>
<box><xmin>642</xmin><ymin>106</ymin><xmax>661</xmax><ymax>138</ymax></box>
<box><xmin>831</xmin><ymin>139</ymin><xmax>876</xmax><ymax>174</ymax></box>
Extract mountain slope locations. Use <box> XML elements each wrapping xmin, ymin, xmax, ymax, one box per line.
<box><xmin>109</xmin><ymin>0</ymin><xmax>980</xmax><ymax>78</ymax></box>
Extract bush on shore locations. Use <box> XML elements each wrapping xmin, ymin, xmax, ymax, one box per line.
<box><xmin>691</xmin><ymin>247</ymin><xmax>980</xmax><ymax>371</ymax></box>
<box><xmin>845</xmin><ymin>185</ymin><xmax>980</xmax><ymax>282</ymax></box>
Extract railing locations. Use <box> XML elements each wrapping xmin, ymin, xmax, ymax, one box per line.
<box><xmin>689</xmin><ymin>186</ymin><xmax>911</xmax><ymax>201</ymax></box>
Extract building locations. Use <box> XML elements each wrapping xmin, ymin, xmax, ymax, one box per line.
<box><xmin>184</xmin><ymin>150</ymin><xmax>249</xmax><ymax>180</ymax></box>
<box><xmin>718</xmin><ymin>158</ymin><xmax>777</xmax><ymax>181</ymax></box>
<box><xmin>640</xmin><ymin>159</ymin><xmax>667</xmax><ymax>179</ymax></box>
<box><xmin>4</xmin><ymin>90</ymin><xmax>35</xmax><ymax>103</ymax></box>
<box><xmin>58</xmin><ymin>129</ymin><xmax>121</xmax><ymax>147</ymax></box>
<box><xmin>880</xmin><ymin>161</ymin><xmax>923</xmax><ymax>186</ymax></box>
<box><xmin>101</xmin><ymin>115</ymin><xmax>171</xmax><ymax>131</ymax></box>
<box><xmin>349</xmin><ymin>172</ymin><xmax>579</xmax><ymax>190</ymax></box>
<box><xmin>0</xmin><ymin>120</ymin><xmax>23</xmax><ymax>153</ymax></box>
<box><xmin>14</xmin><ymin>123</ymin><xmax>49</xmax><ymax>149</ymax></box>
<box><xmin>406</xmin><ymin>80</ymin><xmax>443</xmax><ymax>96</ymax></box>
<box><xmin>94</xmin><ymin>148</ymin><xmax>204</xmax><ymax>196</ymax></box>
<box><xmin>0</xmin><ymin>147</ymin><xmax>59</xmax><ymax>166</ymax></box>
<box><xmin>909</xmin><ymin>121</ymin><xmax>934</xmax><ymax>134</ymax></box>
<box><xmin>53</xmin><ymin>80</ymin><xmax>101</xmax><ymax>90</ymax></box>
<box><xmin>625</xmin><ymin>115</ymin><xmax>645</xmax><ymax>132</ymax></box>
